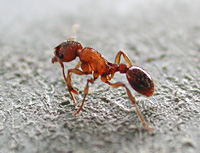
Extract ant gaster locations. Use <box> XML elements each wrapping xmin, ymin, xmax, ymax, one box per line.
<box><xmin>52</xmin><ymin>25</ymin><xmax>154</xmax><ymax>131</ymax></box>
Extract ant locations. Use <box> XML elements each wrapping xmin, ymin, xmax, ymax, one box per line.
<box><xmin>52</xmin><ymin>25</ymin><xmax>154</xmax><ymax>132</ymax></box>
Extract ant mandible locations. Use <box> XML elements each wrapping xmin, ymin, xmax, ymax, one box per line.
<box><xmin>52</xmin><ymin>25</ymin><xmax>154</xmax><ymax>132</ymax></box>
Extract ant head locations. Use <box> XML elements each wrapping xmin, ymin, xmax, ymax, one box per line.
<box><xmin>126</xmin><ymin>66</ymin><xmax>154</xmax><ymax>97</ymax></box>
<box><xmin>52</xmin><ymin>40</ymin><xmax>83</xmax><ymax>64</ymax></box>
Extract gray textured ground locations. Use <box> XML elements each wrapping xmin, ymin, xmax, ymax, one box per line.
<box><xmin>0</xmin><ymin>0</ymin><xmax>200</xmax><ymax>153</ymax></box>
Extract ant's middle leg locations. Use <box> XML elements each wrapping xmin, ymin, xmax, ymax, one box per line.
<box><xmin>114</xmin><ymin>51</ymin><xmax>132</xmax><ymax>67</ymax></box>
<box><xmin>69</xmin><ymin>61</ymin><xmax>82</xmax><ymax>79</ymax></box>
<box><xmin>74</xmin><ymin>61</ymin><xmax>82</xmax><ymax>69</ymax></box>
<box><xmin>74</xmin><ymin>77</ymin><xmax>95</xmax><ymax>115</ymax></box>
<box><xmin>74</xmin><ymin>71</ymin><xmax>99</xmax><ymax>115</ymax></box>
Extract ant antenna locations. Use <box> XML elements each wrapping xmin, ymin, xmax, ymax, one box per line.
<box><xmin>67</xmin><ymin>24</ymin><xmax>80</xmax><ymax>41</ymax></box>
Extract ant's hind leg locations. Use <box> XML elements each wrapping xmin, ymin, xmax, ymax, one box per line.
<box><xmin>102</xmin><ymin>76</ymin><xmax>153</xmax><ymax>132</ymax></box>
<box><xmin>114</xmin><ymin>51</ymin><xmax>132</xmax><ymax>67</ymax></box>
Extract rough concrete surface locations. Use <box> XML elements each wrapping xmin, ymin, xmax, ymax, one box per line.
<box><xmin>0</xmin><ymin>0</ymin><xmax>200</xmax><ymax>153</ymax></box>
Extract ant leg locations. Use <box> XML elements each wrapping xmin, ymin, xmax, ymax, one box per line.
<box><xmin>67</xmin><ymin>69</ymin><xmax>87</xmax><ymax>105</ymax></box>
<box><xmin>74</xmin><ymin>61</ymin><xmax>82</xmax><ymax>69</ymax></box>
<box><xmin>69</xmin><ymin>61</ymin><xmax>82</xmax><ymax>78</ymax></box>
<box><xmin>101</xmin><ymin>76</ymin><xmax>153</xmax><ymax>132</ymax></box>
<box><xmin>60</xmin><ymin>62</ymin><xmax>70</xmax><ymax>91</ymax></box>
<box><xmin>67</xmin><ymin>61</ymin><xmax>82</xmax><ymax>94</ymax></box>
<box><xmin>114</xmin><ymin>51</ymin><xmax>132</xmax><ymax>67</ymax></box>
<box><xmin>74</xmin><ymin>71</ymin><xmax>99</xmax><ymax>115</ymax></box>
<box><xmin>74</xmin><ymin>78</ymin><xmax>95</xmax><ymax>115</ymax></box>
<box><xmin>93</xmin><ymin>71</ymin><xmax>99</xmax><ymax>80</ymax></box>
<box><xmin>60</xmin><ymin>62</ymin><xmax>82</xmax><ymax>93</ymax></box>
<box><xmin>60</xmin><ymin>62</ymin><xmax>81</xmax><ymax>104</ymax></box>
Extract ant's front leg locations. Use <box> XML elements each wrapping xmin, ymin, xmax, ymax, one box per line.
<box><xmin>115</xmin><ymin>51</ymin><xmax>132</xmax><ymax>67</ymax></box>
<box><xmin>67</xmin><ymin>69</ymin><xmax>87</xmax><ymax>105</ymax></box>
<box><xmin>101</xmin><ymin>76</ymin><xmax>153</xmax><ymax>132</ymax></box>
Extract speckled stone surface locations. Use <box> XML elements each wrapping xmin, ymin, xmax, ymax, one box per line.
<box><xmin>0</xmin><ymin>0</ymin><xmax>200</xmax><ymax>153</ymax></box>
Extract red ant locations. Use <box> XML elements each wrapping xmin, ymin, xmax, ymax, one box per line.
<box><xmin>52</xmin><ymin>25</ymin><xmax>154</xmax><ymax>131</ymax></box>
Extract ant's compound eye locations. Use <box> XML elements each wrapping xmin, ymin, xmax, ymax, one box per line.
<box><xmin>59</xmin><ymin>53</ymin><xmax>64</xmax><ymax>59</ymax></box>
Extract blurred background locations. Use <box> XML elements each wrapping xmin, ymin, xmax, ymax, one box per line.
<box><xmin>0</xmin><ymin>0</ymin><xmax>200</xmax><ymax>153</ymax></box>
